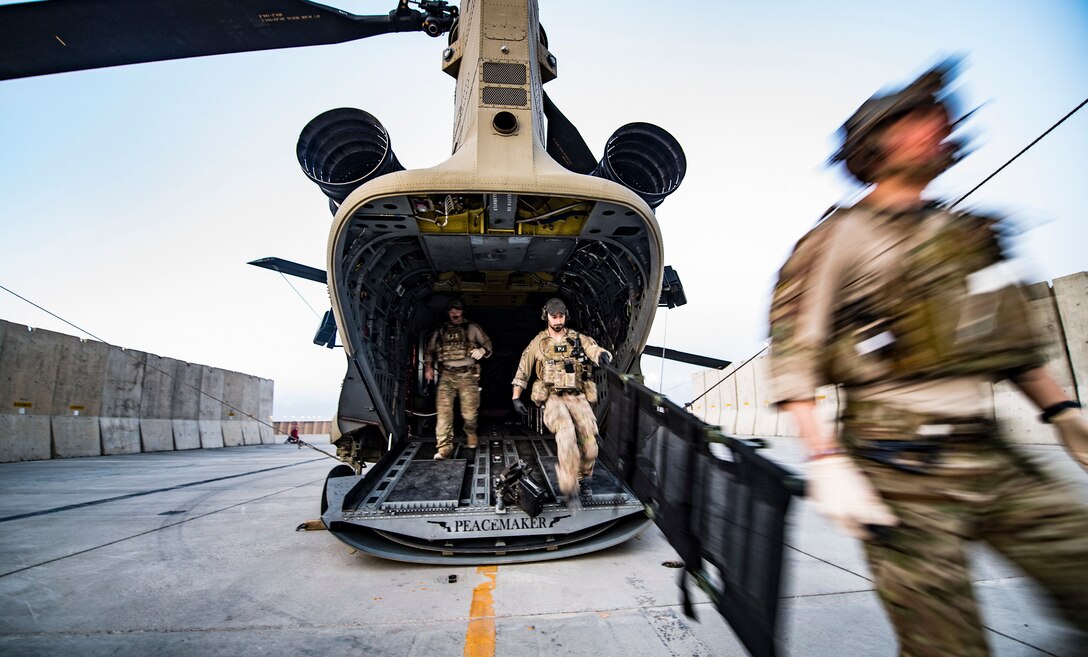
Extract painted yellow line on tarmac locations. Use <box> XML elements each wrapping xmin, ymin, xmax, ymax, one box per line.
<box><xmin>464</xmin><ymin>565</ymin><xmax>498</xmax><ymax>657</ymax></box>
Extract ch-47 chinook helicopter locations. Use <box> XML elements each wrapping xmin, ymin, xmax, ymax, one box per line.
<box><xmin>3</xmin><ymin>4</ymin><xmax>800</xmax><ymax>653</ymax></box>
<box><xmin>0</xmin><ymin>0</ymin><xmax>756</xmax><ymax>566</ymax></box>
<box><xmin>270</xmin><ymin>0</ymin><xmax>698</xmax><ymax>564</ymax></box>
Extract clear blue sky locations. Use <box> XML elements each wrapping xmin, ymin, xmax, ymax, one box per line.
<box><xmin>1</xmin><ymin>0</ymin><xmax>1086</xmax><ymax>418</ymax></box>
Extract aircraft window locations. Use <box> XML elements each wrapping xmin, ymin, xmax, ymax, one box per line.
<box><xmin>383</xmin><ymin>203</ymin><xmax>398</xmax><ymax>210</ymax></box>
<box><xmin>602</xmin><ymin>210</ymin><xmax>615</xmax><ymax>216</ymax></box>
<box><xmin>624</xmin><ymin>210</ymin><xmax>636</xmax><ymax>216</ymax></box>
<box><xmin>612</xmin><ymin>226</ymin><xmax>640</xmax><ymax>237</ymax></box>
<box><xmin>363</xmin><ymin>203</ymin><xmax>374</xmax><ymax>209</ymax></box>
<box><xmin>589</xmin><ymin>229</ymin><xmax>601</xmax><ymax>234</ymax></box>
<box><xmin>375</xmin><ymin>224</ymin><xmax>388</xmax><ymax>229</ymax></box>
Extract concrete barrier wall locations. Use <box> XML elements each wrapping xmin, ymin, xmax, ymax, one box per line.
<box><xmin>0</xmin><ymin>319</ymin><xmax>275</xmax><ymax>463</ymax></box>
<box><xmin>751</xmin><ymin>353</ymin><xmax>778</xmax><ymax>436</ymax></box>
<box><xmin>259</xmin><ymin>379</ymin><xmax>276</xmax><ymax>444</ymax></box>
<box><xmin>198</xmin><ymin>366</ymin><xmax>226</xmax><ymax>449</ymax></box>
<box><xmin>0</xmin><ymin>324</ymin><xmax>64</xmax><ymax>415</ymax></box>
<box><xmin>0</xmin><ymin>324</ymin><xmax>64</xmax><ymax>461</ymax></box>
<box><xmin>688</xmin><ymin>371</ymin><xmax>709</xmax><ymax>424</ymax></box>
<box><xmin>139</xmin><ymin>354</ymin><xmax>177</xmax><ymax>453</ymax></box>
<box><xmin>1055</xmin><ymin>273</ymin><xmax>1087</xmax><ymax>405</ymax></box>
<box><xmin>100</xmin><ymin>348</ymin><xmax>145</xmax><ymax>455</ymax></box>
<box><xmin>697</xmin><ymin>271</ymin><xmax>1087</xmax><ymax>445</ymax></box>
<box><xmin>51</xmin><ymin>338</ymin><xmax>109</xmax><ymax>458</ymax></box>
<box><xmin>240</xmin><ymin>375</ymin><xmax>262</xmax><ymax>446</ymax></box>
<box><xmin>171</xmin><ymin>360</ymin><xmax>204</xmax><ymax>451</ymax></box>
<box><xmin>702</xmin><ymin>371</ymin><xmax>722</xmax><ymax>427</ymax></box>
<box><xmin>688</xmin><ymin>363</ymin><xmax>738</xmax><ymax>434</ymax></box>
<box><xmin>992</xmin><ymin>281</ymin><xmax>1074</xmax><ymax>444</ymax></box>
<box><xmin>718</xmin><ymin>363</ymin><xmax>739</xmax><ymax>435</ymax></box>
<box><xmin>220</xmin><ymin>370</ymin><xmax>246</xmax><ymax>447</ymax></box>
<box><xmin>734</xmin><ymin>364</ymin><xmax>757</xmax><ymax>436</ymax></box>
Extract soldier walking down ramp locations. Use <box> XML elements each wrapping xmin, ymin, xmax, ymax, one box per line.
<box><xmin>512</xmin><ymin>298</ymin><xmax>612</xmax><ymax>502</ymax></box>
<box><xmin>424</xmin><ymin>299</ymin><xmax>492</xmax><ymax>459</ymax></box>
<box><xmin>768</xmin><ymin>60</ymin><xmax>1088</xmax><ymax>656</ymax></box>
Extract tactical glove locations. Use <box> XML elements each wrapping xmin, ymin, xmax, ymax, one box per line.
<box><xmin>470</xmin><ymin>348</ymin><xmax>486</xmax><ymax>360</ymax></box>
<box><xmin>598</xmin><ymin>352</ymin><xmax>611</xmax><ymax>368</ymax></box>
<box><xmin>806</xmin><ymin>454</ymin><xmax>899</xmax><ymax>540</ymax></box>
<box><xmin>1052</xmin><ymin>408</ymin><xmax>1088</xmax><ymax>473</ymax></box>
<box><xmin>512</xmin><ymin>399</ymin><xmax>529</xmax><ymax>417</ymax></box>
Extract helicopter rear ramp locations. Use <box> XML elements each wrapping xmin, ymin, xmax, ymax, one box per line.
<box><xmin>321</xmin><ymin>429</ymin><xmax>651</xmax><ymax>564</ymax></box>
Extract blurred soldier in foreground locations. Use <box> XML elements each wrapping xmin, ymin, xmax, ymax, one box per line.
<box><xmin>424</xmin><ymin>299</ymin><xmax>492</xmax><ymax>459</ymax></box>
<box><xmin>768</xmin><ymin>60</ymin><xmax>1088</xmax><ymax>656</ymax></box>
<box><xmin>512</xmin><ymin>298</ymin><xmax>612</xmax><ymax>502</ymax></box>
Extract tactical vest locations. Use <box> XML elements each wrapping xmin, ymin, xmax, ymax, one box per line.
<box><xmin>536</xmin><ymin>331</ymin><xmax>587</xmax><ymax>393</ymax></box>
<box><xmin>827</xmin><ymin>210</ymin><xmax>1044</xmax><ymax>386</ymax></box>
<box><xmin>437</xmin><ymin>323</ymin><xmax>470</xmax><ymax>363</ymax></box>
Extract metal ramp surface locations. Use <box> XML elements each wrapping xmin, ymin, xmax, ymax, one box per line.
<box><xmin>322</xmin><ymin>428</ymin><xmax>650</xmax><ymax>564</ymax></box>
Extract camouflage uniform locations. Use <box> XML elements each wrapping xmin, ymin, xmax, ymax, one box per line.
<box><xmin>513</xmin><ymin>329</ymin><xmax>610</xmax><ymax>497</ymax></box>
<box><xmin>426</xmin><ymin>320</ymin><xmax>492</xmax><ymax>456</ymax></box>
<box><xmin>769</xmin><ymin>204</ymin><xmax>1088</xmax><ymax>655</ymax></box>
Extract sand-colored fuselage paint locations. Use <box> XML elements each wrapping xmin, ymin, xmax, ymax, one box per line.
<box><xmin>464</xmin><ymin>565</ymin><xmax>497</xmax><ymax>657</ymax></box>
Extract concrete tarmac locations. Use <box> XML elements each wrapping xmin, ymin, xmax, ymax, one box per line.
<box><xmin>1</xmin><ymin>439</ymin><xmax>1085</xmax><ymax>657</ymax></box>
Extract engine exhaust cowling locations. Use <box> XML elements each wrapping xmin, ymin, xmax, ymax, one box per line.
<box><xmin>591</xmin><ymin>123</ymin><xmax>686</xmax><ymax>209</ymax></box>
<box><xmin>296</xmin><ymin>108</ymin><xmax>404</xmax><ymax>205</ymax></box>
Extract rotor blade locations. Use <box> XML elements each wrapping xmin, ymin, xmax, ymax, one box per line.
<box><xmin>542</xmin><ymin>91</ymin><xmax>597</xmax><ymax>174</ymax></box>
<box><xmin>642</xmin><ymin>346</ymin><xmax>731</xmax><ymax>370</ymax></box>
<box><xmin>0</xmin><ymin>0</ymin><xmax>426</xmax><ymax>81</ymax></box>
<box><xmin>248</xmin><ymin>257</ymin><xmax>327</xmax><ymax>284</ymax></box>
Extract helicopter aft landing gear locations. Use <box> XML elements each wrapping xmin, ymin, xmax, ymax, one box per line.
<box><xmin>334</xmin><ymin>427</ymin><xmax>386</xmax><ymax>474</ymax></box>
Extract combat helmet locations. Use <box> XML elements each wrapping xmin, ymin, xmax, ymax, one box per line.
<box><xmin>831</xmin><ymin>58</ymin><xmax>965</xmax><ymax>184</ymax></box>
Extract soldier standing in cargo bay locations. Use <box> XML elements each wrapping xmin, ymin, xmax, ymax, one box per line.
<box><xmin>768</xmin><ymin>61</ymin><xmax>1088</xmax><ymax>656</ymax></box>
<box><xmin>424</xmin><ymin>299</ymin><xmax>492</xmax><ymax>460</ymax></box>
<box><xmin>512</xmin><ymin>298</ymin><xmax>612</xmax><ymax>502</ymax></box>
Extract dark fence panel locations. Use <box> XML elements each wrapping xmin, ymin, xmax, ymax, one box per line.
<box><xmin>599</xmin><ymin>368</ymin><xmax>804</xmax><ymax>657</ymax></box>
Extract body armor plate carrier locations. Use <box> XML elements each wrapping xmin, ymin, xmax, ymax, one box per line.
<box><xmin>828</xmin><ymin>211</ymin><xmax>1044</xmax><ymax>385</ymax></box>
<box><xmin>437</xmin><ymin>323</ymin><xmax>470</xmax><ymax>363</ymax></box>
<box><xmin>536</xmin><ymin>331</ymin><xmax>595</xmax><ymax>398</ymax></box>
